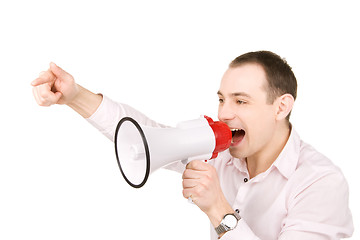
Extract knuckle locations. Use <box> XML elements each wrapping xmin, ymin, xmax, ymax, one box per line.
<box><xmin>182</xmin><ymin>169</ymin><xmax>188</xmax><ymax>179</ymax></box>
<box><xmin>194</xmin><ymin>186</ymin><xmax>204</xmax><ymax>197</ymax></box>
<box><xmin>186</xmin><ymin>161</ymin><xmax>193</xmax><ymax>169</ymax></box>
<box><xmin>200</xmin><ymin>177</ymin><xmax>210</xmax><ymax>188</ymax></box>
<box><xmin>208</xmin><ymin>166</ymin><xmax>217</xmax><ymax>176</ymax></box>
<box><xmin>39</xmin><ymin>90</ymin><xmax>49</xmax><ymax>99</ymax></box>
<box><xmin>38</xmin><ymin>102</ymin><xmax>49</xmax><ymax>107</ymax></box>
<box><xmin>39</xmin><ymin>99</ymin><xmax>48</xmax><ymax>106</ymax></box>
<box><xmin>37</xmin><ymin>96</ymin><xmax>50</xmax><ymax>106</ymax></box>
<box><xmin>191</xmin><ymin>160</ymin><xmax>201</xmax><ymax>169</ymax></box>
<box><xmin>207</xmin><ymin>163</ymin><xmax>215</xmax><ymax>171</ymax></box>
<box><xmin>204</xmin><ymin>174</ymin><xmax>212</xmax><ymax>183</ymax></box>
<box><xmin>38</xmin><ymin>99</ymin><xmax>50</xmax><ymax>106</ymax></box>
<box><xmin>182</xmin><ymin>189</ymin><xmax>188</xmax><ymax>198</ymax></box>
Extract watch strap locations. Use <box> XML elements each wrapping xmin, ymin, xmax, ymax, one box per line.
<box><xmin>215</xmin><ymin>223</ymin><xmax>227</xmax><ymax>235</ymax></box>
<box><xmin>233</xmin><ymin>210</ymin><xmax>241</xmax><ymax>221</ymax></box>
<box><xmin>215</xmin><ymin>211</ymin><xmax>241</xmax><ymax>236</ymax></box>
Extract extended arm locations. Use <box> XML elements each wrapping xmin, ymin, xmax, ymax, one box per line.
<box><xmin>31</xmin><ymin>62</ymin><xmax>102</xmax><ymax>118</ymax></box>
<box><xmin>31</xmin><ymin>62</ymin><xmax>167</xmax><ymax>141</ymax></box>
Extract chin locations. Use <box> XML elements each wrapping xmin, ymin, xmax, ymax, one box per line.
<box><xmin>229</xmin><ymin>147</ymin><xmax>247</xmax><ymax>159</ymax></box>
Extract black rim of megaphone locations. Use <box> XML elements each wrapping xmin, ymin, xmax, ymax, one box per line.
<box><xmin>114</xmin><ymin>117</ymin><xmax>150</xmax><ymax>188</ymax></box>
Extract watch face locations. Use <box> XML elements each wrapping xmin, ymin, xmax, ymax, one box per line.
<box><xmin>223</xmin><ymin>214</ymin><xmax>238</xmax><ymax>229</ymax></box>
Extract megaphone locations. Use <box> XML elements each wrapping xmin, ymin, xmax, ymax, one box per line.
<box><xmin>114</xmin><ymin>116</ymin><xmax>231</xmax><ymax>188</ymax></box>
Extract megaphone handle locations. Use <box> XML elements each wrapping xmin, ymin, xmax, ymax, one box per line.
<box><xmin>183</xmin><ymin>156</ymin><xmax>212</xmax><ymax>205</ymax></box>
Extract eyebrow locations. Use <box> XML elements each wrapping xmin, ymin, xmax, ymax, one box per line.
<box><xmin>217</xmin><ymin>90</ymin><xmax>252</xmax><ymax>99</ymax></box>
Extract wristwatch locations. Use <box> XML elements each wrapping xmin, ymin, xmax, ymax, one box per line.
<box><xmin>215</xmin><ymin>210</ymin><xmax>241</xmax><ymax>236</ymax></box>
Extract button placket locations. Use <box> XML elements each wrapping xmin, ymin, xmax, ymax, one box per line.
<box><xmin>233</xmin><ymin>175</ymin><xmax>250</xmax><ymax>209</ymax></box>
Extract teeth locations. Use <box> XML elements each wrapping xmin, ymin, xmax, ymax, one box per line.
<box><xmin>231</xmin><ymin>129</ymin><xmax>239</xmax><ymax>143</ymax></box>
<box><xmin>230</xmin><ymin>128</ymin><xmax>245</xmax><ymax>144</ymax></box>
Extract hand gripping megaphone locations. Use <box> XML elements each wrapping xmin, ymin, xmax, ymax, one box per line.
<box><xmin>114</xmin><ymin>116</ymin><xmax>231</xmax><ymax>188</ymax></box>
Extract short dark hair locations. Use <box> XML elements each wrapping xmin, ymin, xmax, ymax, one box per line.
<box><xmin>229</xmin><ymin>51</ymin><xmax>297</xmax><ymax>120</ymax></box>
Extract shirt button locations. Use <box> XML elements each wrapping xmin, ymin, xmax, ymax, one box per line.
<box><xmin>244</xmin><ymin>178</ymin><xmax>248</xmax><ymax>183</ymax></box>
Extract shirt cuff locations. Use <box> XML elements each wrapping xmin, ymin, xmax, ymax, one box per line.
<box><xmin>220</xmin><ymin>219</ymin><xmax>260</xmax><ymax>240</ymax></box>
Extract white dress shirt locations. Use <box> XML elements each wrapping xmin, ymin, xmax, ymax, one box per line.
<box><xmin>87</xmin><ymin>96</ymin><xmax>354</xmax><ymax>240</ymax></box>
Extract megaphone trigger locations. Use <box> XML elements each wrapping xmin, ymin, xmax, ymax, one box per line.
<box><xmin>184</xmin><ymin>153</ymin><xmax>214</xmax><ymax>165</ymax></box>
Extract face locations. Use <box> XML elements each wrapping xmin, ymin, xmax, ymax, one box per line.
<box><xmin>217</xmin><ymin>63</ymin><xmax>279</xmax><ymax>160</ymax></box>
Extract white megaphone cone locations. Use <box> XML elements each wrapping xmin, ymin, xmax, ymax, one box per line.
<box><xmin>114</xmin><ymin>116</ymin><xmax>231</xmax><ymax>188</ymax></box>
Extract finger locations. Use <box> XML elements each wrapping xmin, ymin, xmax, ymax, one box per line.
<box><xmin>34</xmin><ymin>85</ymin><xmax>52</xmax><ymax>106</ymax></box>
<box><xmin>33</xmin><ymin>86</ymin><xmax>51</xmax><ymax>107</ymax></box>
<box><xmin>32</xmin><ymin>86</ymin><xmax>41</xmax><ymax>105</ymax></box>
<box><xmin>186</xmin><ymin>160</ymin><xmax>209</xmax><ymax>171</ymax></box>
<box><xmin>34</xmin><ymin>85</ymin><xmax>48</xmax><ymax>106</ymax></box>
<box><xmin>31</xmin><ymin>70</ymin><xmax>56</xmax><ymax>86</ymax></box>
<box><xmin>182</xmin><ymin>169</ymin><xmax>204</xmax><ymax>179</ymax></box>
<box><xmin>48</xmin><ymin>91</ymin><xmax>62</xmax><ymax>104</ymax></box>
<box><xmin>33</xmin><ymin>84</ymin><xmax>61</xmax><ymax>106</ymax></box>
<box><xmin>182</xmin><ymin>188</ymin><xmax>195</xmax><ymax>200</ymax></box>
<box><xmin>50</xmin><ymin>62</ymin><xmax>70</xmax><ymax>79</ymax></box>
<box><xmin>182</xmin><ymin>178</ymin><xmax>198</xmax><ymax>189</ymax></box>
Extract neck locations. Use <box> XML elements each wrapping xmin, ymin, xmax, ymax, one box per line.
<box><xmin>246</xmin><ymin>123</ymin><xmax>291</xmax><ymax>179</ymax></box>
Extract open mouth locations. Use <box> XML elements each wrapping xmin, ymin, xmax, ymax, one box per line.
<box><xmin>231</xmin><ymin>129</ymin><xmax>245</xmax><ymax>145</ymax></box>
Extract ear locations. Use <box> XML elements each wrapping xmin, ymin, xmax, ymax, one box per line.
<box><xmin>274</xmin><ymin>94</ymin><xmax>294</xmax><ymax>121</ymax></box>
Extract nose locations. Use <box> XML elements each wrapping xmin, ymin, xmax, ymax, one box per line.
<box><xmin>218</xmin><ymin>103</ymin><xmax>236</xmax><ymax>122</ymax></box>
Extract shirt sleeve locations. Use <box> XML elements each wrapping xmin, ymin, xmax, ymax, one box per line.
<box><xmin>278</xmin><ymin>171</ymin><xmax>354</xmax><ymax>239</ymax></box>
<box><xmin>218</xmin><ymin>219</ymin><xmax>261</xmax><ymax>240</ymax></box>
<box><xmin>86</xmin><ymin>95</ymin><xmax>167</xmax><ymax>141</ymax></box>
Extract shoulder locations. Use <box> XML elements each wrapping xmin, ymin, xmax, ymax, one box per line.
<box><xmin>295</xmin><ymin>140</ymin><xmax>343</xmax><ymax>182</ymax></box>
<box><xmin>283</xmin><ymin>130</ymin><xmax>350</xmax><ymax>206</ymax></box>
<box><xmin>287</xmin><ymin>138</ymin><xmax>350</xmax><ymax>207</ymax></box>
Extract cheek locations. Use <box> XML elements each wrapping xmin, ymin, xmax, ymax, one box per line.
<box><xmin>246</xmin><ymin>105</ymin><xmax>273</xmax><ymax>123</ymax></box>
<box><xmin>246</xmin><ymin>107</ymin><xmax>276</xmax><ymax>137</ymax></box>
<box><xmin>254</xmin><ymin>104</ymin><xmax>276</xmax><ymax>121</ymax></box>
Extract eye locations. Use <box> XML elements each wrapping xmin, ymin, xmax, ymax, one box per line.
<box><xmin>237</xmin><ymin>100</ymin><xmax>246</xmax><ymax>105</ymax></box>
<box><xmin>218</xmin><ymin>98</ymin><xmax>224</xmax><ymax>104</ymax></box>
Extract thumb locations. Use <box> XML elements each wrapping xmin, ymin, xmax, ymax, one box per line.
<box><xmin>49</xmin><ymin>62</ymin><xmax>70</xmax><ymax>79</ymax></box>
<box><xmin>53</xmin><ymin>91</ymin><xmax>63</xmax><ymax>103</ymax></box>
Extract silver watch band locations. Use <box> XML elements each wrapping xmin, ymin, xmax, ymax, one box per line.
<box><xmin>215</xmin><ymin>223</ymin><xmax>227</xmax><ymax>235</ymax></box>
<box><xmin>215</xmin><ymin>210</ymin><xmax>241</xmax><ymax>236</ymax></box>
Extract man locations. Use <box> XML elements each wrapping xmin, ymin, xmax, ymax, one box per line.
<box><xmin>31</xmin><ymin>51</ymin><xmax>353</xmax><ymax>239</ymax></box>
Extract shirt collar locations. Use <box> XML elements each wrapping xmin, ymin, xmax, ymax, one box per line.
<box><xmin>227</xmin><ymin>128</ymin><xmax>301</xmax><ymax>179</ymax></box>
<box><xmin>272</xmin><ymin>128</ymin><xmax>301</xmax><ymax>179</ymax></box>
<box><xmin>231</xmin><ymin>157</ymin><xmax>248</xmax><ymax>174</ymax></box>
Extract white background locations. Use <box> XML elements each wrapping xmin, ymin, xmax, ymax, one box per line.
<box><xmin>0</xmin><ymin>0</ymin><xmax>359</xmax><ymax>239</ymax></box>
